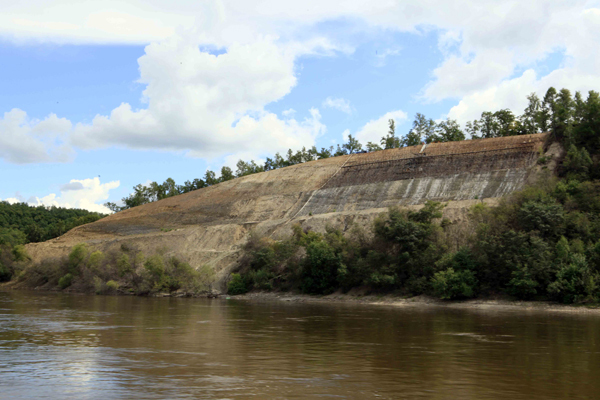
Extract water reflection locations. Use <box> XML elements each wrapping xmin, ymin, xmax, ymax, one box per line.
<box><xmin>0</xmin><ymin>290</ymin><xmax>599</xmax><ymax>399</ymax></box>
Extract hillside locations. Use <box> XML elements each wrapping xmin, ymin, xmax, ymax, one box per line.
<box><xmin>25</xmin><ymin>132</ymin><xmax>558</xmax><ymax>290</ymax></box>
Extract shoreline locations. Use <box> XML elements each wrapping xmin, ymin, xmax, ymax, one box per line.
<box><xmin>228</xmin><ymin>291</ymin><xmax>600</xmax><ymax>314</ymax></box>
<box><xmin>4</xmin><ymin>285</ymin><xmax>600</xmax><ymax>314</ymax></box>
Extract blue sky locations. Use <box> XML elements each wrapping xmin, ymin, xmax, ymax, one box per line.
<box><xmin>0</xmin><ymin>1</ymin><xmax>598</xmax><ymax>212</ymax></box>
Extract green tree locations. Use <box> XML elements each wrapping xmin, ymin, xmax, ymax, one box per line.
<box><xmin>381</xmin><ymin>119</ymin><xmax>401</xmax><ymax>149</ymax></box>
<box><xmin>563</xmin><ymin>145</ymin><xmax>592</xmax><ymax>180</ymax></box>
<box><xmin>520</xmin><ymin>93</ymin><xmax>543</xmax><ymax>135</ymax></box>
<box><xmin>404</xmin><ymin>113</ymin><xmax>435</xmax><ymax>146</ymax></box>
<box><xmin>540</xmin><ymin>87</ymin><xmax>557</xmax><ymax>133</ymax></box>
<box><xmin>220</xmin><ymin>166</ymin><xmax>235</xmax><ymax>182</ymax></box>
<box><xmin>68</xmin><ymin>243</ymin><xmax>88</xmax><ymax>274</ymax></box>
<box><xmin>435</xmin><ymin>118</ymin><xmax>465</xmax><ymax>142</ymax></box>
<box><xmin>342</xmin><ymin>134</ymin><xmax>363</xmax><ymax>154</ymax></box>
<box><xmin>366</xmin><ymin>142</ymin><xmax>383</xmax><ymax>152</ymax></box>
<box><xmin>0</xmin><ymin>228</ymin><xmax>27</xmax><ymax>246</ymax></box>
<box><xmin>574</xmin><ymin>91</ymin><xmax>600</xmax><ymax>154</ymax></box>
<box><xmin>204</xmin><ymin>170</ymin><xmax>219</xmax><ymax>186</ymax></box>
<box><xmin>431</xmin><ymin>268</ymin><xmax>478</xmax><ymax>300</ymax></box>
<box><xmin>301</xmin><ymin>240</ymin><xmax>342</xmax><ymax>294</ymax></box>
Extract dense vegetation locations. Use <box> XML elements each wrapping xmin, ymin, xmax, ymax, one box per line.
<box><xmin>0</xmin><ymin>242</ymin><xmax>214</xmax><ymax>294</ymax></box>
<box><xmin>229</xmin><ymin>87</ymin><xmax>600</xmax><ymax>304</ymax></box>
<box><xmin>0</xmin><ymin>202</ymin><xmax>105</xmax><ymax>284</ymax></box>
<box><xmin>108</xmin><ymin>88</ymin><xmax>589</xmax><ymax>212</ymax></box>
<box><xmin>0</xmin><ymin>202</ymin><xmax>105</xmax><ymax>246</ymax></box>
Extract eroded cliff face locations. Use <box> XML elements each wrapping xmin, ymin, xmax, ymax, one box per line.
<box><xmin>26</xmin><ymin>133</ymin><xmax>557</xmax><ymax>290</ymax></box>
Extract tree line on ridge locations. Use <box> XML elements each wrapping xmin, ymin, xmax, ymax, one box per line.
<box><xmin>107</xmin><ymin>87</ymin><xmax>596</xmax><ymax>212</ymax></box>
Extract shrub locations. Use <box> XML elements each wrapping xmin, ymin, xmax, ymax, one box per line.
<box><xmin>374</xmin><ymin>208</ymin><xmax>432</xmax><ymax>255</ymax></box>
<box><xmin>0</xmin><ymin>228</ymin><xmax>27</xmax><ymax>247</ymax></box>
<box><xmin>518</xmin><ymin>199</ymin><xmax>565</xmax><ymax>239</ymax></box>
<box><xmin>301</xmin><ymin>240</ymin><xmax>341</xmax><ymax>294</ymax></box>
<box><xmin>548</xmin><ymin>254</ymin><xmax>599</xmax><ymax>303</ymax></box>
<box><xmin>134</xmin><ymin>252</ymin><xmax>145</xmax><ymax>268</ymax></box>
<box><xmin>406</xmin><ymin>276</ymin><xmax>429</xmax><ymax>295</ymax></box>
<box><xmin>250</xmin><ymin>268</ymin><xmax>274</xmax><ymax>291</ymax></box>
<box><xmin>106</xmin><ymin>280</ymin><xmax>119</xmax><ymax>291</ymax></box>
<box><xmin>12</xmin><ymin>245</ymin><xmax>31</xmax><ymax>262</ymax></box>
<box><xmin>251</xmin><ymin>246</ymin><xmax>276</xmax><ymax>271</ymax></box>
<box><xmin>169</xmin><ymin>257</ymin><xmax>197</xmax><ymax>292</ymax></box>
<box><xmin>88</xmin><ymin>251</ymin><xmax>105</xmax><ymax>272</ymax></box>
<box><xmin>507</xmin><ymin>265</ymin><xmax>539</xmax><ymax>300</ymax></box>
<box><xmin>366</xmin><ymin>271</ymin><xmax>396</xmax><ymax>288</ymax></box>
<box><xmin>58</xmin><ymin>273</ymin><xmax>73</xmax><ymax>289</ymax></box>
<box><xmin>0</xmin><ymin>262</ymin><xmax>11</xmax><ymax>282</ymax></box>
<box><xmin>93</xmin><ymin>276</ymin><xmax>104</xmax><ymax>294</ymax></box>
<box><xmin>68</xmin><ymin>243</ymin><xmax>88</xmax><ymax>273</ymax></box>
<box><xmin>431</xmin><ymin>268</ymin><xmax>477</xmax><ymax>300</ymax></box>
<box><xmin>563</xmin><ymin>145</ymin><xmax>592</xmax><ymax>180</ymax></box>
<box><xmin>185</xmin><ymin>264</ymin><xmax>215</xmax><ymax>294</ymax></box>
<box><xmin>228</xmin><ymin>273</ymin><xmax>248</xmax><ymax>295</ymax></box>
<box><xmin>117</xmin><ymin>253</ymin><xmax>132</xmax><ymax>276</ymax></box>
<box><xmin>474</xmin><ymin>230</ymin><xmax>552</xmax><ymax>292</ymax></box>
<box><xmin>144</xmin><ymin>255</ymin><xmax>164</xmax><ymax>279</ymax></box>
<box><xmin>435</xmin><ymin>247</ymin><xmax>477</xmax><ymax>272</ymax></box>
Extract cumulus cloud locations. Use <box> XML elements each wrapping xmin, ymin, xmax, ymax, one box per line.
<box><xmin>374</xmin><ymin>47</ymin><xmax>401</xmax><ymax>67</ymax></box>
<box><xmin>26</xmin><ymin>178</ymin><xmax>120</xmax><ymax>214</ymax></box>
<box><xmin>2</xmin><ymin>198</ymin><xmax>21</xmax><ymax>205</ymax></box>
<box><xmin>68</xmin><ymin>37</ymin><xmax>327</xmax><ymax>161</ymax></box>
<box><xmin>0</xmin><ymin>109</ymin><xmax>73</xmax><ymax>164</ymax></box>
<box><xmin>447</xmin><ymin>68</ymin><xmax>600</xmax><ymax>124</ymax></box>
<box><xmin>59</xmin><ymin>182</ymin><xmax>85</xmax><ymax>191</ymax></box>
<box><xmin>340</xmin><ymin>129</ymin><xmax>350</xmax><ymax>141</ymax></box>
<box><xmin>282</xmin><ymin>108</ymin><xmax>296</xmax><ymax>117</ymax></box>
<box><xmin>354</xmin><ymin>110</ymin><xmax>408</xmax><ymax>144</ymax></box>
<box><xmin>1</xmin><ymin>0</ymin><xmax>598</xmax><ymax>163</ymax></box>
<box><xmin>322</xmin><ymin>97</ymin><xmax>352</xmax><ymax>114</ymax></box>
<box><xmin>443</xmin><ymin>6</ymin><xmax>600</xmax><ymax>123</ymax></box>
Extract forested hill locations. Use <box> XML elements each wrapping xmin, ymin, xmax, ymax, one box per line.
<box><xmin>0</xmin><ymin>202</ymin><xmax>105</xmax><ymax>246</ymax></box>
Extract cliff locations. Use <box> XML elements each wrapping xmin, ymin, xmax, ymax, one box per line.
<box><xmin>26</xmin><ymin>133</ymin><xmax>557</xmax><ymax>290</ymax></box>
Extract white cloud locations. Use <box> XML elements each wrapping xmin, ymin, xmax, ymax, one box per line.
<box><xmin>442</xmin><ymin>6</ymin><xmax>600</xmax><ymax>123</ymax></box>
<box><xmin>322</xmin><ymin>97</ymin><xmax>352</xmax><ymax>114</ymax></box>
<box><xmin>1</xmin><ymin>0</ymin><xmax>599</xmax><ymax>163</ymax></box>
<box><xmin>0</xmin><ymin>109</ymin><xmax>73</xmax><ymax>164</ymax></box>
<box><xmin>282</xmin><ymin>108</ymin><xmax>296</xmax><ymax>117</ymax></box>
<box><xmin>67</xmin><ymin>37</ymin><xmax>328</xmax><ymax>161</ymax></box>
<box><xmin>374</xmin><ymin>47</ymin><xmax>401</xmax><ymax>67</ymax></box>
<box><xmin>60</xmin><ymin>182</ymin><xmax>85</xmax><ymax>191</ymax></box>
<box><xmin>26</xmin><ymin>177</ymin><xmax>120</xmax><ymax>214</ymax></box>
<box><xmin>422</xmin><ymin>50</ymin><xmax>515</xmax><ymax>101</ymax></box>
<box><xmin>447</xmin><ymin>68</ymin><xmax>600</xmax><ymax>124</ymax></box>
<box><xmin>354</xmin><ymin>110</ymin><xmax>408</xmax><ymax>144</ymax></box>
<box><xmin>341</xmin><ymin>129</ymin><xmax>350</xmax><ymax>141</ymax></box>
<box><xmin>418</xmin><ymin>1</ymin><xmax>599</xmax><ymax>114</ymax></box>
<box><xmin>2</xmin><ymin>198</ymin><xmax>21</xmax><ymax>205</ymax></box>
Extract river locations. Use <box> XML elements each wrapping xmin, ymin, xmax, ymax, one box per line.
<box><xmin>0</xmin><ymin>290</ymin><xmax>599</xmax><ymax>399</ymax></box>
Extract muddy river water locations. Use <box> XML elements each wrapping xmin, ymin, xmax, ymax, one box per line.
<box><xmin>0</xmin><ymin>290</ymin><xmax>599</xmax><ymax>399</ymax></box>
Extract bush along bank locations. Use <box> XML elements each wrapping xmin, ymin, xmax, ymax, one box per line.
<box><xmin>229</xmin><ymin>182</ymin><xmax>600</xmax><ymax>305</ymax></box>
<box><xmin>0</xmin><ymin>243</ymin><xmax>215</xmax><ymax>296</ymax></box>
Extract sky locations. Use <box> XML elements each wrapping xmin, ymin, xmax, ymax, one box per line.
<box><xmin>1</xmin><ymin>1</ymin><xmax>599</xmax><ymax>213</ymax></box>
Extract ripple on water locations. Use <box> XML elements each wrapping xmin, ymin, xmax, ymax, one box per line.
<box><xmin>1</xmin><ymin>291</ymin><xmax>599</xmax><ymax>400</ymax></box>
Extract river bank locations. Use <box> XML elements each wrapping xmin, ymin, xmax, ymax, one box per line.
<box><xmin>229</xmin><ymin>291</ymin><xmax>600</xmax><ymax>314</ymax></box>
<box><xmin>4</xmin><ymin>281</ymin><xmax>600</xmax><ymax>314</ymax></box>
